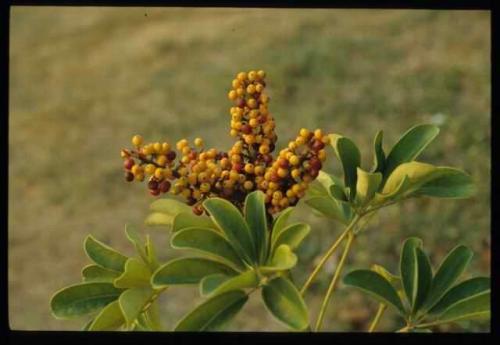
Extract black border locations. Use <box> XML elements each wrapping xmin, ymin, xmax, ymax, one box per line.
<box><xmin>2</xmin><ymin>1</ymin><xmax>496</xmax><ymax>344</ymax></box>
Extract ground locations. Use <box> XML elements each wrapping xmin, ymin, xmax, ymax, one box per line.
<box><xmin>9</xmin><ymin>8</ymin><xmax>490</xmax><ymax>331</ymax></box>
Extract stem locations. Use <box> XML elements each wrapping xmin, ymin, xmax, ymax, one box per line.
<box><xmin>314</xmin><ymin>231</ymin><xmax>355</xmax><ymax>331</ymax></box>
<box><xmin>368</xmin><ymin>304</ymin><xmax>387</xmax><ymax>332</ymax></box>
<box><xmin>396</xmin><ymin>325</ymin><xmax>411</xmax><ymax>332</ymax></box>
<box><xmin>300</xmin><ymin>214</ymin><xmax>362</xmax><ymax>296</ymax></box>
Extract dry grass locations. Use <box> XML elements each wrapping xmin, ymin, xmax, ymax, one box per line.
<box><xmin>9</xmin><ymin>7</ymin><xmax>490</xmax><ymax>331</ymax></box>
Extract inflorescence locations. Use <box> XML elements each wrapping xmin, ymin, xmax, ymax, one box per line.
<box><xmin>121</xmin><ymin>70</ymin><xmax>329</xmax><ymax>216</ymax></box>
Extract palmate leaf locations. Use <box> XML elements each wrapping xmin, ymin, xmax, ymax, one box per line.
<box><xmin>414</xmin><ymin>247</ymin><xmax>433</xmax><ymax>313</ymax></box>
<box><xmin>434</xmin><ymin>291</ymin><xmax>490</xmax><ymax>325</ymax></box>
<box><xmin>151</xmin><ymin>257</ymin><xmax>238</xmax><ymax>287</ymax></box>
<box><xmin>304</xmin><ymin>196</ymin><xmax>351</xmax><ymax>225</ymax></box>
<box><xmin>260</xmin><ymin>244</ymin><xmax>297</xmax><ymax>273</ymax></box>
<box><xmin>343</xmin><ymin>270</ymin><xmax>405</xmax><ymax>315</ymax></box>
<box><xmin>119</xmin><ymin>287</ymin><xmax>154</xmax><ymax>329</ymax></box>
<box><xmin>415</xmin><ymin>167</ymin><xmax>475</xmax><ymax>199</ymax></box>
<box><xmin>87</xmin><ymin>300</ymin><xmax>125</xmax><ymax>331</ymax></box>
<box><xmin>84</xmin><ymin>235</ymin><xmax>128</xmax><ymax>272</ymax></box>
<box><xmin>400</xmin><ymin>238</ymin><xmax>422</xmax><ymax>309</ymax></box>
<box><xmin>145</xmin><ymin>198</ymin><xmax>192</xmax><ymax>227</ymax></box>
<box><xmin>261</xmin><ymin>276</ymin><xmax>309</xmax><ymax>330</ymax></box>
<box><xmin>423</xmin><ymin>245</ymin><xmax>473</xmax><ymax>311</ymax></box>
<box><xmin>125</xmin><ymin>225</ymin><xmax>148</xmax><ymax>263</ymax></box>
<box><xmin>203</xmin><ymin>197</ymin><xmax>256</xmax><ymax>264</ymax></box>
<box><xmin>244</xmin><ymin>191</ymin><xmax>268</xmax><ymax>264</ymax></box>
<box><xmin>355</xmin><ymin>167</ymin><xmax>382</xmax><ymax>205</ymax></box>
<box><xmin>51</xmin><ymin>282</ymin><xmax>124</xmax><ymax>319</ymax></box>
<box><xmin>429</xmin><ymin>277</ymin><xmax>490</xmax><ymax>316</ymax></box>
<box><xmin>329</xmin><ymin>134</ymin><xmax>361</xmax><ymax>201</ymax></box>
<box><xmin>271</xmin><ymin>207</ymin><xmax>294</xmax><ymax>245</ymax></box>
<box><xmin>175</xmin><ymin>290</ymin><xmax>248</xmax><ymax>331</ymax></box>
<box><xmin>171</xmin><ymin>227</ymin><xmax>246</xmax><ymax>271</ymax></box>
<box><xmin>113</xmin><ymin>258</ymin><xmax>151</xmax><ymax>289</ymax></box>
<box><xmin>383</xmin><ymin>124</ymin><xmax>440</xmax><ymax>180</ymax></box>
<box><xmin>172</xmin><ymin>211</ymin><xmax>218</xmax><ymax>233</ymax></box>
<box><xmin>82</xmin><ymin>265</ymin><xmax>121</xmax><ymax>283</ymax></box>
<box><xmin>271</xmin><ymin>223</ymin><xmax>310</xmax><ymax>255</ymax></box>
<box><xmin>371</xmin><ymin>130</ymin><xmax>386</xmax><ymax>173</ymax></box>
<box><xmin>200</xmin><ymin>270</ymin><xmax>259</xmax><ymax>297</ymax></box>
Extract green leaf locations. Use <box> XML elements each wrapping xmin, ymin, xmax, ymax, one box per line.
<box><xmin>261</xmin><ymin>277</ymin><xmax>309</xmax><ymax>330</ymax></box>
<box><xmin>435</xmin><ymin>290</ymin><xmax>490</xmax><ymax>324</ymax></box>
<box><xmin>87</xmin><ymin>300</ymin><xmax>125</xmax><ymax>331</ymax></box>
<box><xmin>414</xmin><ymin>247</ymin><xmax>433</xmax><ymax>313</ymax></box>
<box><xmin>371</xmin><ymin>130</ymin><xmax>385</xmax><ymax>173</ymax></box>
<box><xmin>304</xmin><ymin>196</ymin><xmax>351</xmax><ymax>225</ymax></box>
<box><xmin>51</xmin><ymin>282</ymin><xmax>124</xmax><ymax>319</ymax></box>
<box><xmin>200</xmin><ymin>270</ymin><xmax>259</xmax><ymax>297</ymax></box>
<box><xmin>400</xmin><ymin>237</ymin><xmax>423</xmax><ymax>309</ymax></box>
<box><xmin>371</xmin><ymin>264</ymin><xmax>405</xmax><ymax>301</ymax></box>
<box><xmin>382</xmin><ymin>161</ymin><xmax>443</xmax><ymax>197</ymax></box>
<box><xmin>145</xmin><ymin>235</ymin><xmax>159</xmax><ymax>270</ymax></box>
<box><xmin>416</xmin><ymin>168</ymin><xmax>475</xmax><ymax>199</ymax></box>
<box><xmin>113</xmin><ymin>258</ymin><xmax>151</xmax><ymax>289</ymax></box>
<box><xmin>329</xmin><ymin>134</ymin><xmax>361</xmax><ymax>200</ymax></box>
<box><xmin>151</xmin><ymin>257</ymin><xmax>237</xmax><ymax>287</ymax></box>
<box><xmin>82</xmin><ymin>318</ymin><xmax>94</xmax><ymax>331</ymax></box>
<box><xmin>82</xmin><ymin>265</ymin><xmax>122</xmax><ymax>283</ymax></box>
<box><xmin>203</xmin><ymin>197</ymin><xmax>256</xmax><ymax>264</ymax></box>
<box><xmin>175</xmin><ymin>290</ymin><xmax>248</xmax><ymax>331</ymax></box>
<box><xmin>355</xmin><ymin>168</ymin><xmax>382</xmax><ymax>205</ymax></box>
<box><xmin>144</xmin><ymin>212</ymin><xmax>174</xmax><ymax>227</ymax></box>
<box><xmin>172</xmin><ymin>211</ymin><xmax>217</xmax><ymax>233</ymax></box>
<box><xmin>272</xmin><ymin>223</ymin><xmax>310</xmax><ymax>254</ymax></box>
<box><xmin>171</xmin><ymin>227</ymin><xmax>246</xmax><ymax>271</ymax></box>
<box><xmin>244</xmin><ymin>191</ymin><xmax>268</xmax><ymax>264</ymax></box>
<box><xmin>199</xmin><ymin>274</ymin><xmax>231</xmax><ymax>296</ymax></box>
<box><xmin>84</xmin><ymin>235</ymin><xmax>128</xmax><ymax>272</ymax></box>
<box><xmin>429</xmin><ymin>277</ymin><xmax>490</xmax><ymax>316</ymax></box>
<box><xmin>316</xmin><ymin>171</ymin><xmax>347</xmax><ymax>200</ymax></box>
<box><xmin>424</xmin><ymin>245</ymin><xmax>474</xmax><ymax>311</ymax></box>
<box><xmin>271</xmin><ymin>207</ymin><xmax>294</xmax><ymax>245</ymax></box>
<box><xmin>344</xmin><ymin>270</ymin><xmax>405</xmax><ymax>315</ymax></box>
<box><xmin>383</xmin><ymin>124</ymin><xmax>440</xmax><ymax>178</ymax></box>
<box><xmin>150</xmin><ymin>198</ymin><xmax>191</xmax><ymax>216</ymax></box>
<box><xmin>124</xmin><ymin>225</ymin><xmax>148</xmax><ymax>263</ymax></box>
<box><xmin>261</xmin><ymin>244</ymin><xmax>297</xmax><ymax>273</ymax></box>
<box><xmin>119</xmin><ymin>287</ymin><xmax>154</xmax><ymax>329</ymax></box>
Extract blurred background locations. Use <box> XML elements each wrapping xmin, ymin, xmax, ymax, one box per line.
<box><xmin>9</xmin><ymin>7</ymin><xmax>490</xmax><ymax>331</ymax></box>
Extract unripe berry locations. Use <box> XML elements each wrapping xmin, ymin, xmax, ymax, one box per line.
<box><xmin>314</xmin><ymin>129</ymin><xmax>323</xmax><ymax>139</ymax></box>
<box><xmin>194</xmin><ymin>137</ymin><xmax>203</xmax><ymax>147</ymax></box>
<box><xmin>132</xmin><ymin>135</ymin><xmax>143</xmax><ymax>147</ymax></box>
<box><xmin>154</xmin><ymin>168</ymin><xmax>164</xmax><ymax>179</ymax></box>
<box><xmin>277</xmin><ymin>168</ymin><xmax>288</xmax><ymax>178</ymax></box>
<box><xmin>157</xmin><ymin>155</ymin><xmax>167</xmax><ymax>166</ymax></box>
<box><xmin>257</xmin><ymin>70</ymin><xmax>266</xmax><ymax>79</ymax></box>
<box><xmin>244</xmin><ymin>163</ymin><xmax>254</xmax><ymax>174</ymax></box>
<box><xmin>243</xmin><ymin>180</ymin><xmax>254</xmax><ymax>190</ymax></box>
<box><xmin>131</xmin><ymin>164</ymin><xmax>143</xmax><ymax>175</ymax></box>
<box><xmin>289</xmin><ymin>155</ymin><xmax>300</xmax><ymax>166</ymax></box>
<box><xmin>143</xmin><ymin>145</ymin><xmax>153</xmax><ymax>155</ymax></box>
<box><xmin>153</xmin><ymin>142</ymin><xmax>162</xmax><ymax>153</ymax></box>
<box><xmin>255</xmin><ymin>83</ymin><xmax>264</xmax><ymax>93</ymax></box>
<box><xmin>249</xmin><ymin>118</ymin><xmax>259</xmax><ymax>127</ymax></box>
<box><xmin>318</xmin><ymin>149</ymin><xmax>327</xmax><ymax>161</ymax></box>
<box><xmin>200</xmin><ymin>182</ymin><xmax>211</xmax><ymax>193</ymax></box>
<box><xmin>259</xmin><ymin>145</ymin><xmax>270</xmax><ymax>154</ymax></box>
<box><xmin>228</xmin><ymin>90</ymin><xmax>237</xmax><ymax>100</ymax></box>
<box><xmin>145</xmin><ymin>164</ymin><xmax>156</xmax><ymax>175</ymax></box>
<box><xmin>291</xmin><ymin>168</ymin><xmax>301</xmax><ymax>179</ymax></box>
<box><xmin>135</xmin><ymin>173</ymin><xmax>145</xmax><ymax>182</ymax></box>
<box><xmin>246</xmin><ymin>84</ymin><xmax>256</xmax><ymax>94</ymax></box>
<box><xmin>237</xmin><ymin>72</ymin><xmax>247</xmax><ymax>81</ymax></box>
<box><xmin>299</xmin><ymin>128</ymin><xmax>310</xmax><ymax>138</ymax></box>
<box><xmin>232</xmin><ymin>79</ymin><xmax>241</xmax><ymax>88</ymax></box>
<box><xmin>247</xmin><ymin>98</ymin><xmax>257</xmax><ymax>109</ymax></box>
<box><xmin>248</xmin><ymin>70</ymin><xmax>257</xmax><ymax>81</ymax></box>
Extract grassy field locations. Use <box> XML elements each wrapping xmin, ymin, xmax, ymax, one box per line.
<box><xmin>9</xmin><ymin>7</ymin><xmax>490</xmax><ymax>331</ymax></box>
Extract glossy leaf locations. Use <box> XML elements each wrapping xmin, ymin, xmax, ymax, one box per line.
<box><xmin>429</xmin><ymin>277</ymin><xmax>490</xmax><ymax>316</ymax></box>
<box><xmin>383</xmin><ymin>124</ymin><xmax>440</xmax><ymax>178</ymax></box>
<box><xmin>113</xmin><ymin>258</ymin><xmax>151</xmax><ymax>289</ymax></box>
<box><xmin>416</xmin><ymin>168</ymin><xmax>475</xmax><ymax>199</ymax></box>
<box><xmin>304</xmin><ymin>196</ymin><xmax>351</xmax><ymax>225</ymax></box>
<box><xmin>244</xmin><ymin>191</ymin><xmax>268</xmax><ymax>264</ymax></box>
<box><xmin>119</xmin><ymin>287</ymin><xmax>154</xmax><ymax>329</ymax></box>
<box><xmin>414</xmin><ymin>247</ymin><xmax>433</xmax><ymax>313</ymax></box>
<box><xmin>175</xmin><ymin>290</ymin><xmax>248</xmax><ymax>331</ymax></box>
<box><xmin>271</xmin><ymin>207</ymin><xmax>294</xmax><ymax>245</ymax></box>
<box><xmin>371</xmin><ymin>130</ymin><xmax>385</xmax><ymax>173</ymax></box>
<box><xmin>51</xmin><ymin>282</ymin><xmax>123</xmax><ymax>319</ymax></box>
<box><xmin>87</xmin><ymin>300</ymin><xmax>125</xmax><ymax>331</ymax></box>
<box><xmin>329</xmin><ymin>134</ymin><xmax>361</xmax><ymax>200</ymax></box>
<box><xmin>125</xmin><ymin>224</ymin><xmax>148</xmax><ymax>262</ymax></box>
<box><xmin>144</xmin><ymin>212</ymin><xmax>173</xmax><ymax>227</ymax></box>
<box><xmin>344</xmin><ymin>270</ymin><xmax>405</xmax><ymax>315</ymax></box>
<box><xmin>435</xmin><ymin>290</ymin><xmax>490</xmax><ymax>324</ymax></box>
<box><xmin>151</xmin><ymin>257</ymin><xmax>237</xmax><ymax>287</ymax></box>
<box><xmin>171</xmin><ymin>227</ymin><xmax>246</xmax><ymax>270</ymax></box>
<box><xmin>261</xmin><ymin>244</ymin><xmax>297</xmax><ymax>273</ymax></box>
<box><xmin>261</xmin><ymin>277</ymin><xmax>309</xmax><ymax>330</ymax></box>
<box><xmin>84</xmin><ymin>235</ymin><xmax>127</xmax><ymax>272</ymax></box>
<box><xmin>400</xmin><ymin>237</ymin><xmax>422</xmax><ymax>309</ymax></box>
<box><xmin>203</xmin><ymin>197</ymin><xmax>256</xmax><ymax>264</ymax></box>
<box><xmin>272</xmin><ymin>223</ymin><xmax>310</xmax><ymax>253</ymax></box>
<box><xmin>200</xmin><ymin>270</ymin><xmax>259</xmax><ymax>297</ymax></box>
<box><xmin>371</xmin><ymin>264</ymin><xmax>405</xmax><ymax>301</ymax></box>
<box><xmin>355</xmin><ymin>168</ymin><xmax>382</xmax><ymax>205</ymax></box>
<box><xmin>424</xmin><ymin>245</ymin><xmax>473</xmax><ymax>310</ymax></box>
<box><xmin>82</xmin><ymin>265</ymin><xmax>121</xmax><ymax>283</ymax></box>
<box><xmin>382</xmin><ymin>161</ymin><xmax>443</xmax><ymax>197</ymax></box>
<box><xmin>172</xmin><ymin>211</ymin><xmax>218</xmax><ymax>233</ymax></box>
<box><xmin>150</xmin><ymin>198</ymin><xmax>191</xmax><ymax>217</ymax></box>
<box><xmin>145</xmin><ymin>235</ymin><xmax>159</xmax><ymax>270</ymax></box>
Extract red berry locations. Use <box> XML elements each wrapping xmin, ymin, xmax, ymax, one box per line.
<box><xmin>241</xmin><ymin>124</ymin><xmax>252</xmax><ymax>134</ymax></box>
<box><xmin>278</xmin><ymin>158</ymin><xmax>289</xmax><ymax>169</ymax></box>
<box><xmin>309</xmin><ymin>157</ymin><xmax>322</xmax><ymax>171</ymax></box>
<box><xmin>124</xmin><ymin>158</ymin><xmax>135</xmax><ymax>170</ymax></box>
<box><xmin>310</xmin><ymin>169</ymin><xmax>319</xmax><ymax>178</ymax></box>
<box><xmin>159</xmin><ymin>180</ymin><xmax>171</xmax><ymax>193</ymax></box>
<box><xmin>236</xmin><ymin>98</ymin><xmax>245</xmax><ymax>107</ymax></box>
<box><xmin>150</xmin><ymin>189</ymin><xmax>160</xmax><ymax>196</ymax></box>
<box><xmin>311</xmin><ymin>140</ymin><xmax>325</xmax><ymax>151</ymax></box>
<box><xmin>192</xmin><ymin>205</ymin><xmax>204</xmax><ymax>215</ymax></box>
<box><xmin>166</xmin><ymin>151</ymin><xmax>176</xmax><ymax>161</ymax></box>
<box><xmin>270</xmin><ymin>172</ymin><xmax>280</xmax><ymax>182</ymax></box>
<box><xmin>148</xmin><ymin>179</ymin><xmax>159</xmax><ymax>190</ymax></box>
<box><xmin>232</xmin><ymin>163</ymin><xmax>243</xmax><ymax>172</ymax></box>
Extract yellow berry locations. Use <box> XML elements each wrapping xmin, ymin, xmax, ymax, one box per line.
<box><xmin>188</xmin><ymin>173</ymin><xmax>198</xmax><ymax>185</ymax></box>
<box><xmin>257</xmin><ymin>70</ymin><xmax>266</xmax><ymax>79</ymax></box>
<box><xmin>248</xmin><ymin>70</ymin><xmax>257</xmax><ymax>81</ymax></box>
<box><xmin>246</xmin><ymin>84</ymin><xmax>256</xmax><ymax>94</ymax></box>
<box><xmin>200</xmin><ymin>182</ymin><xmax>211</xmax><ymax>193</ymax></box>
<box><xmin>243</xmin><ymin>180</ymin><xmax>254</xmax><ymax>190</ymax></box>
<box><xmin>273</xmin><ymin>191</ymin><xmax>283</xmax><ymax>200</ymax></box>
<box><xmin>318</xmin><ymin>149</ymin><xmax>327</xmax><ymax>161</ymax></box>
<box><xmin>151</xmin><ymin>142</ymin><xmax>161</xmax><ymax>153</ymax></box>
<box><xmin>232</xmin><ymin>79</ymin><xmax>241</xmax><ymax>88</ymax></box>
<box><xmin>157</xmin><ymin>155</ymin><xmax>167</xmax><ymax>166</ymax></box>
<box><xmin>176</xmin><ymin>139</ymin><xmax>188</xmax><ymax>150</ymax></box>
<box><xmin>228</xmin><ymin>90</ymin><xmax>237</xmax><ymax>100</ymax></box>
<box><xmin>255</xmin><ymin>83</ymin><xmax>264</xmax><ymax>93</ymax></box>
<box><xmin>286</xmin><ymin>189</ymin><xmax>295</xmax><ymax>198</ymax></box>
<box><xmin>288</xmin><ymin>142</ymin><xmax>297</xmax><ymax>150</ymax></box>
<box><xmin>296</xmin><ymin>136</ymin><xmax>306</xmax><ymax>146</ymax></box>
<box><xmin>182</xmin><ymin>146</ymin><xmax>191</xmax><ymax>156</ymax></box>
<box><xmin>194</xmin><ymin>138</ymin><xmax>203</xmax><ymax>147</ymax></box>
<box><xmin>236</xmin><ymin>87</ymin><xmax>245</xmax><ymax>96</ymax></box>
<box><xmin>299</xmin><ymin>128</ymin><xmax>310</xmax><ymax>138</ymax></box>
<box><xmin>254</xmin><ymin>165</ymin><xmax>265</xmax><ymax>175</ymax></box>
<box><xmin>145</xmin><ymin>164</ymin><xmax>156</xmax><ymax>175</ymax></box>
<box><xmin>192</xmin><ymin>189</ymin><xmax>202</xmax><ymax>199</ymax></box>
<box><xmin>244</xmin><ymin>163</ymin><xmax>254</xmax><ymax>174</ymax></box>
<box><xmin>277</xmin><ymin>168</ymin><xmax>288</xmax><ymax>178</ymax></box>
<box><xmin>230</xmin><ymin>129</ymin><xmax>238</xmax><ymax>137</ymax></box>
<box><xmin>291</xmin><ymin>169</ymin><xmax>301</xmax><ymax>179</ymax></box>
<box><xmin>279</xmin><ymin>198</ymin><xmax>289</xmax><ymax>208</ymax></box>
<box><xmin>135</xmin><ymin>173</ymin><xmax>144</xmax><ymax>182</ymax></box>
<box><xmin>314</xmin><ymin>129</ymin><xmax>323</xmax><ymax>139</ymax></box>
<box><xmin>292</xmin><ymin>184</ymin><xmax>301</xmax><ymax>194</ymax></box>
<box><xmin>268</xmin><ymin>181</ymin><xmax>278</xmax><ymax>190</ymax></box>
<box><xmin>237</xmin><ymin>72</ymin><xmax>247</xmax><ymax>81</ymax></box>
<box><xmin>182</xmin><ymin>189</ymin><xmax>192</xmax><ymax>198</ymax></box>
<box><xmin>131</xmin><ymin>164</ymin><xmax>143</xmax><ymax>175</ymax></box>
<box><xmin>247</xmin><ymin>98</ymin><xmax>257</xmax><ymax>109</ymax></box>
<box><xmin>249</xmin><ymin>118</ymin><xmax>259</xmax><ymax>127</ymax></box>
<box><xmin>161</xmin><ymin>142</ymin><xmax>170</xmax><ymax>153</ymax></box>
<box><xmin>154</xmin><ymin>168</ymin><xmax>164</xmax><ymax>179</ymax></box>
<box><xmin>244</xmin><ymin>135</ymin><xmax>256</xmax><ymax>145</ymax></box>
<box><xmin>259</xmin><ymin>145</ymin><xmax>270</xmax><ymax>154</ymax></box>
<box><xmin>132</xmin><ymin>135</ymin><xmax>143</xmax><ymax>147</ymax></box>
<box><xmin>289</xmin><ymin>155</ymin><xmax>300</xmax><ymax>166</ymax></box>
<box><xmin>322</xmin><ymin>135</ymin><xmax>331</xmax><ymax>144</ymax></box>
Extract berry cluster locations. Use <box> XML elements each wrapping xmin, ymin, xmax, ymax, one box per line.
<box><xmin>121</xmin><ymin>71</ymin><xmax>329</xmax><ymax>216</ymax></box>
